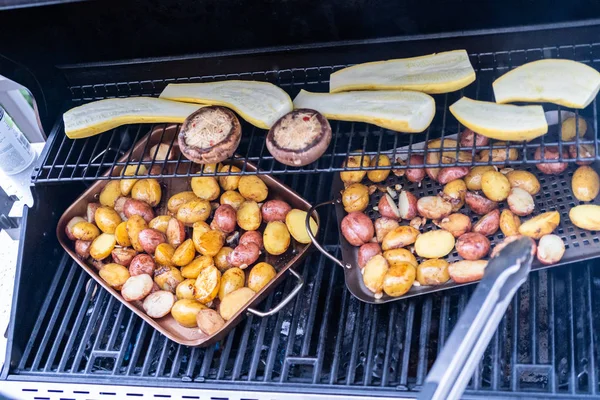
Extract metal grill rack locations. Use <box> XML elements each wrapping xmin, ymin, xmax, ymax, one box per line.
<box><xmin>32</xmin><ymin>43</ymin><xmax>600</xmax><ymax>183</ymax></box>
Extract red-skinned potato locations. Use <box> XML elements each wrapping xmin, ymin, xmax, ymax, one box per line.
<box><xmin>129</xmin><ymin>254</ymin><xmax>155</xmax><ymax>276</ymax></box>
<box><xmin>154</xmin><ymin>265</ymin><xmax>184</xmax><ymax>293</ymax></box>
<box><xmin>87</xmin><ymin>202</ymin><xmax>101</xmax><ymax>223</ymax></box>
<box><xmin>534</xmin><ymin>146</ymin><xmax>568</xmax><ymax>175</ymax></box>
<box><xmin>239</xmin><ymin>231</ymin><xmax>264</xmax><ymax>250</ymax></box>
<box><xmin>398</xmin><ymin>190</ymin><xmax>417</xmax><ymax>220</ymax></box>
<box><xmin>459</xmin><ymin>128</ymin><xmax>489</xmax><ymax>148</ymax></box>
<box><xmin>374</xmin><ymin>217</ymin><xmax>400</xmax><ymax>243</ymax></box>
<box><xmin>491</xmin><ymin>235</ymin><xmax>537</xmax><ymax>258</ymax></box>
<box><xmin>166</xmin><ymin>218</ymin><xmax>186</xmax><ymax>248</ymax></box>
<box><xmin>340</xmin><ymin>212</ymin><xmax>374</xmax><ymax>246</ymax></box>
<box><xmin>65</xmin><ymin>216</ymin><xmax>86</xmax><ymax>240</ymax></box>
<box><xmin>405</xmin><ymin>155</ymin><xmax>426</xmax><ymax>183</ymax></box>
<box><xmin>138</xmin><ymin>228</ymin><xmax>166</xmax><ymax>254</ymax></box>
<box><xmin>472</xmin><ymin>209</ymin><xmax>500</xmax><ymax>236</ymax></box>
<box><xmin>210</xmin><ymin>204</ymin><xmax>237</xmax><ymax>233</ymax></box>
<box><xmin>75</xmin><ymin>240</ymin><xmax>92</xmax><ymax>259</ymax></box>
<box><xmin>358</xmin><ymin>242</ymin><xmax>382</xmax><ymax>268</ymax></box>
<box><xmin>261</xmin><ymin>200</ymin><xmax>292</xmax><ymax>222</ymax></box>
<box><xmin>433</xmin><ymin>213</ymin><xmax>471</xmax><ymax>238</ymax></box>
<box><xmin>569</xmin><ymin>143</ymin><xmax>595</xmax><ymax>166</ymax></box>
<box><xmin>143</xmin><ymin>290</ymin><xmax>175</xmax><ymax>318</ymax></box>
<box><xmin>417</xmin><ymin>196</ymin><xmax>452</xmax><ymax>220</ymax></box>
<box><xmin>111</xmin><ymin>247</ymin><xmax>137</xmax><ymax>266</ymax></box>
<box><xmin>121</xmin><ymin>274</ymin><xmax>154</xmax><ymax>302</ymax></box>
<box><xmin>437</xmin><ymin>167</ymin><xmax>470</xmax><ymax>185</ymax></box>
<box><xmin>455</xmin><ymin>232</ymin><xmax>490</xmax><ymax>260</ymax></box>
<box><xmin>378</xmin><ymin>194</ymin><xmax>400</xmax><ymax>219</ymax></box>
<box><xmin>90</xmin><ymin>258</ymin><xmax>107</xmax><ymax>271</ymax></box>
<box><xmin>537</xmin><ymin>234</ymin><xmax>565</xmax><ymax>265</ymax></box>
<box><xmin>123</xmin><ymin>198</ymin><xmax>155</xmax><ymax>223</ymax></box>
<box><xmin>228</xmin><ymin>243</ymin><xmax>260</xmax><ymax>269</ymax></box>
<box><xmin>465</xmin><ymin>192</ymin><xmax>498</xmax><ymax>215</ymax></box>
<box><xmin>114</xmin><ymin>196</ymin><xmax>128</xmax><ymax>220</ymax></box>
<box><xmin>507</xmin><ymin>188</ymin><xmax>535</xmax><ymax>216</ymax></box>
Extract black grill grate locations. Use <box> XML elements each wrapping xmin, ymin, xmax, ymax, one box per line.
<box><xmin>33</xmin><ymin>43</ymin><xmax>600</xmax><ymax>183</ymax></box>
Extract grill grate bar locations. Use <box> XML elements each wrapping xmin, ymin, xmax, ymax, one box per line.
<box><xmin>312</xmin><ymin>258</ymin><xmax>337</xmax><ymax>384</ymax></box>
<box><xmin>585</xmin><ymin>265</ymin><xmax>598</xmax><ymax>395</ymax></box>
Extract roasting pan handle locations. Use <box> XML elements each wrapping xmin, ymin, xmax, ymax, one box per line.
<box><xmin>247</xmin><ymin>269</ymin><xmax>304</xmax><ymax>317</ymax></box>
<box><xmin>306</xmin><ymin>200</ymin><xmax>352</xmax><ymax>270</ymax></box>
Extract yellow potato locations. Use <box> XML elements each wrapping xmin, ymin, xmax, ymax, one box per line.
<box><xmin>90</xmin><ymin>233</ymin><xmax>116</xmax><ymax>260</ymax></box>
<box><xmin>131</xmin><ymin>179</ymin><xmax>162</xmax><ymax>207</ymax></box>
<box><xmin>572</xmin><ymin>166</ymin><xmax>600</xmax><ymax>202</ymax></box>
<box><xmin>220</xmin><ymin>190</ymin><xmax>246</xmax><ymax>210</ymax></box>
<box><xmin>500</xmin><ymin>210</ymin><xmax>521</xmax><ymax>237</ymax></box>
<box><xmin>181</xmin><ymin>255</ymin><xmax>214</xmax><ymax>279</ymax></box>
<box><xmin>367</xmin><ymin>155</ymin><xmax>391</xmax><ymax>183</ymax></box>
<box><xmin>237</xmin><ymin>201</ymin><xmax>262</xmax><ymax>231</ymax></box>
<box><xmin>478</xmin><ymin>142</ymin><xmax>519</xmax><ymax>163</ymax></box>
<box><xmin>442</xmin><ymin>179</ymin><xmax>467</xmax><ymax>211</ymax></box>
<box><xmin>481</xmin><ymin>170</ymin><xmax>510</xmax><ymax>201</ymax></box>
<box><xmin>72</xmin><ymin>221</ymin><xmax>100</xmax><ymax>241</ymax></box>
<box><xmin>192</xmin><ymin>221</ymin><xmax>212</xmax><ymax>252</ymax></box>
<box><xmin>167</xmin><ymin>191</ymin><xmax>199</xmax><ymax>214</ymax></box>
<box><xmin>114</xmin><ymin>221</ymin><xmax>131</xmax><ymax>247</ymax></box>
<box><xmin>506</xmin><ymin>170</ymin><xmax>541</xmax><ymax>195</ymax></box>
<box><xmin>120</xmin><ymin>164</ymin><xmax>148</xmax><ymax>196</ymax></box>
<box><xmin>172</xmin><ymin>239</ymin><xmax>196</xmax><ymax>267</ymax></box>
<box><xmin>382</xmin><ymin>248</ymin><xmax>418</xmax><ymax>268</ymax></box>
<box><xmin>94</xmin><ymin>206</ymin><xmax>122</xmax><ymax>234</ymax></box>
<box><xmin>414</xmin><ymin>230</ymin><xmax>455</xmax><ymax>258</ymax></box>
<box><xmin>176</xmin><ymin>279</ymin><xmax>196</xmax><ymax>300</ymax></box>
<box><xmin>126</xmin><ymin>215</ymin><xmax>148</xmax><ymax>252</ymax></box>
<box><xmin>263</xmin><ymin>221</ymin><xmax>291</xmax><ymax>255</ymax></box>
<box><xmin>194</xmin><ymin>265</ymin><xmax>221</xmax><ymax>304</ymax></box>
<box><xmin>238</xmin><ymin>176</ymin><xmax>269</xmax><ymax>202</ymax></box>
<box><xmin>196</xmin><ymin>230</ymin><xmax>225</xmax><ymax>257</ymax></box>
<box><xmin>99</xmin><ymin>263</ymin><xmax>130</xmax><ymax>289</ymax></box>
<box><xmin>219</xmin><ymin>287</ymin><xmax>255</xmax><ymax>320</ymax></box>
<box><xmin>561</xmin><ymin>116</ymin><xmax>587</xmax><ymax>141</ymax></box>
<box><xmin>416</xmin><ymin>259</ymin><xmax>450</xmax><ymax>285</ymax></box>
<box><xmin>383</xmin><ymin>262</ymin><xmax>416</xmax><ymax>297</ymax></box>
<box><xmin>155</xmin><ymin>243</ymin><xmax>175</xmax><ymax>267</ymax></box>
<box><xmin>341</xmin><ymin>183</ymin><xmax>370</xmax><ymax>213</ymax></box>
<box><xmin>381</xmin><ymin>226</ymin><xmax>419</xmax><ymax>251</ymax></box>
<box><xmin>362</xmin><ymin>254</ymin><xmax>389</xmax><ymax>297</ymax></box>
<box><xmin>218</xmin><ymin>165</ymin><xmax>241</xmax><ymax>190</ymax></box>
<box><xmin>569</xmin><ymin>205</ymin><xmax>600</xmax><ymax>231</ymax></box>
<box><xmin>191</xmin><ymin>177</ymin><xmax>221</xmax><ymax>201</ymax></box>
<box><xmin>464</xmin><ymin>166</ymin><xmax>496</xmax><ymax>191</ymax></box>
<box><xmin>176</xmin><ymin>200</ymin><xmax>211</xmax><ymax>225</ymax></box>
<box><xmin>154</xmin><ymin>265</ymin><xmax>184</xmax><ymax>292</ymax></box>
<box><xmin>171</xmin><ymin>299</ymin><xmax>206</xmax><ymax>328</ymax></box>
<box><xmin>518</xmin><ymin>211</ymin><xmax>560</xmax><ymax>239</ymax></box>
<box><xmin>219</xmin><ymin>267</ymin><xmax>245</xmax><ymax>300</ymax></box>
<box><xmin>99</xmin><ymin>180</ymin><xmax>122</xmax><ymax>207</ymax></box>
<box><xmin>285</xmin><ymin>209</ymin><xmax>318</xmax><ymax>244</ymax></box>
<box><xmin>248</xmin><ymin>262</ymin><xmax>276</xmax><ymax>292</ymax></box>
<box><xmin>199</xmin><ymin>163</ymin><xmax>220</xmax><ymax>174</ymax></box>
<box><xmin>214</xmin><ymin>246</ymin><xmax>234</xmax><ymax>271</ymax></box>
<box><xmin>148</xmin><ymin>215</ymin><xmax>171</xmax><ymax>233</ymax></box>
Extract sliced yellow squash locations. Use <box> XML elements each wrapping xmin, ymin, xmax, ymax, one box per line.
<box><xmin>329</xmin><ymin>50</ymin><xmax>475</xmax><ymax>94</ymax></box>
<box><xmin>159</xmin><ymin>80</ymin><xmax>293</xmax><ymax>129</ymax></box>
<box><xmin>493</xmin><ymin>59</ymin><xmax>600</xmax><ymax>109</ymax></box>
<box><xmin>293</xmin><ymin>89</ymin><xmax>435</xmax><ymax>133</ymax></box>
<box><xmin>63</xmin><ymin>97</ymin><xmax>202</xmax><ymax>139</ymax></box>
<box><xmin>449</xmin><ymin>97</ymin><xmax>548</xmax><ymax>141</ymax></box>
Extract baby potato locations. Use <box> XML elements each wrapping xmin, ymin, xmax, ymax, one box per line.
<box><xmin>342</xmin><ymin>183</ymin><xmax>370</xmax><ymax>213</ymax></box>
<box><xmin>181</xmin><ymin>255</ymin><xmax>214</xmax><ymax>278</ymax></box>
<box><xmin>417</xmin><ymin>196</ymin><xmax>453</xmax><ymax>220</ymax></box>
<box><xmin>374</xmin><ymin>217</ymin><xmax>400</xmax><ymax>243</ymax></box>
<box><xmin>414</xmin><ymin>230</ymin><xmax>455</xmax><ymax>259</ymax></box>
<box><xmin>167</xmin><ymin>191</ymin><xmax>199</xmax><ymax>214</ymax></box>
<box><xmin>481</xmin><ymin>170</ymin><xmax>510</xmax><ymax>201</ymax></box>
<box><xmin>172</xmin><ymin>239</ymin><xmax>196</xmax><ymax>266</ymax></box>
<box><xmin>340</xmin><ymin>153</ymin><xmax>370</xmax><ymax>185</ymax></box>
<box><xmin>126</xmin><ymin>215</ymin><xmax>148</xmax><ymax>252</ymax></box>
<box><xmin>192</xmin><ymin>220</ymin><xmax>211</xmax><ymax>251</ymax></box>
<box><xmin>519</xmin><ymin>211</ymin><xmax>560</xmax><ymax>239</ymax></box>
<box><xmin>197</xmin><ymin>309</ymin><xmax>226</xmax><ymax>335</ymax></box>
<box><xmin>218</xmin><ymin>165</ymin><xmax>241</xmax><ymax>190</ymax></box>
<box><xmin>219</xmin><ymin>287</ymin><xmax>256</xmax><ymax>321</ymax></box>
<box><xmin>537</xmin><ymin>234</ymin><xmax>566</xmax><ymax>265</ymax></box>
<box><xmin>358</xmin><ymin>242</ymin><xmax>382</xmax><ymax>268</ymax></box>
<box><xmin>569</xmin><ymin>205</ymin><xmax>600</xmax><ymax>231</ymax></box>
<box><xmin>90</xmin><ymin>233</ymin><xmax>116</xmax><ymax>260</ymax></box>
<box><xmin>238</xmin><ymin>176</ymin><xmax>269</xmax><ymax>202</ymax></box>
<box><xmin>263</xmin><ymin>221</ymin><xmax>291</xmax><ymax>255</ymax></box>
<box><xmin>228</xmin><ymin>243</ymin><xmax>260</xmax><ymax>269</ymax></box>
<box><xmin>261</xmin><ymin>200</ymin><xmax>292</xmax><ymax>222</ymax></box>
<box><xmin>154</xmin><ymin>265</ymin><xmax>184</xmax><ymax>293</ymax></box>
<box><xmin>215</xmin><ymin>246</ymin><xmax>234</xmax><ymax>271</ymax></box>
<box><xmin>148</xmin><ymin>215</ymin><xmax>171</xmax><ymax>233</ymax></box>
<box><xmin>465</xmin><ymin>192</ymin><xmax>498</xmax><ymax>215</ymax></box>
<box><xmin>341</xmin><ymin>212</ymin><xmax>374</xmax><ymax>246</ymax></box>
<box><xmin>478</xmin><ymin>143</ymin><xmax>519</xmax><ymax>163</ymax></box>
<box><xmin>239</xmin><ymin>231</ymin><xmax>264</xmax><ymax>250</ymax></box>
<box><xmin>86</xmin><ymin>202</ymin><xmax>100</xmax><ymax>224</ymax></box>
<box><xmin>437</xmin><ymin>167</ymin><xmax>470</xmax><ymax>185</ymax></box>
<box><xmin>383</xmin><ymin>248</ymin><xmax>418</xmax><ymax>268</ymax></box>
<box><xmin>569</xmin><ymin>143</ymin><xmax>595</xmax><ymax>166</ymax></box>
<box><xmin>362</xmin><ymin>254</ymin><xmax>389</xmax><ymax>298</ymax></box>
<box><xmin>191</xmin><ymin>177</ymin><xmax>221</xmax><ymax>201</ymax></box>
<box><xmin>416</xmin><ymin>259</ymin><xmax>450</xmax><ymax>285</ymax></box>
<box><xmin>534</xmin><ymin>146</ymin><xmax>568</xmax><ymax>175</ymax></box>
<box><xmin>507</xmin><ymin>188</ymin><xmax>535</xmax><ymax>216</ymax></box>
<box><xmin>171</xmin><ymin>299</ymin><xmax>207</xmax><ymax>328</ymax></box>
<box><xmin>367</xmin><ymin>155</ymin><xmax>391</xmax><ymax>183</ymax></box>
<box><xmin>500</xmin><ymin>209</ymin><xmax>521</xmax><ymax>237</ymax></box>
<box><xmin>443</xmin><ymin>179</ymin><xmax>467</xmax><ymax>211</ymax></box>
<box><xmin>165</xmin><ymin>218</ymin><xmax>185</xmax><ymax>248</ymax></box>
<box><xmin>220</xmin><ymin>190</ymin><xmax>245</xmax><ymax>210</ymax></box>
<box><xmin>114</xmin><ymin>222</ymin><xmax>131</xmax><ymax>247</ymax></box>
<box><xmin>72</xmin><ymin>221</ymin><xmax>100</xmax><ymax>241</ymax></box>
<box><xmin>248</xmin><ymin>262</ymin><xmax>277</xmax><ymax>292</ymax></box>
<box><xmin>131</xmin><ymin>179</ymin><xmax>162</xmax><ymax>207</ymax></box>
<box><xmin>405</xmin><ymin>155</ymin><xmax>426</xmax><ymax>183</ymax></box>
<box><xmin>155</xmin><ymin>243</ymin><xmax>175</xmax><ymax>267</ymax></box>
<box><xmin>65</xmin><ymin>216</ymin><xmax>86</xmax><ymax>241</ymax></box>
<box><xmin>194</xmin><ymin>265</ymin><xmax>221</xmax><ymax>304</ymax></box>
<box><xmin>219</xmin><ymin>267</ymin><xmax>245</xmax><ymax>300</ymax></box>
<box><xmin>75</xmin><ymin>240</ymin><xmax>92</xmax><ymax>259</ymax></box>
<box><xmin>398</xmin><ymin>190</ymin><xmax>418</xmax><ymax>220</ymax></box>
<box><xmin>381</xmin><ymin>226</ymin><xmax>419</xmax><ymax>251</ymax></box>
<box><xmin>99</xmin><ymin>180</ymin><xmax>122</xmax><ymax>207</ymax></box>
<box><xmin>121</xmin><ymin>274</ymin><xmax>154</xmax><ymax>302</ymax></box>
<box><xmin>572</xmin><ymin>166</ymin><xmax>600</xmax><ymax>202</ymax></box>
<box><xmin>472</xmin><ymin>209</ymin><xmax>500</xmax><ymax>236</ymax></box>
<box><xmin>99</xmin><ymin>263</ymin><xmax>130</xmax><ymax>289</ymax></box>
<box><xmin>119</xmin><ymin>164</ymin><xmax>148</xmax><ymax>196</ymax></box>
<box><xmin>561</xmin><ymin>116</ymin><xmax>587</xmax><ymax>141</ymax></box>
<box><xmin>123</xmin><ymin>198</ymin><xmax>155</xmax><ymax>223</ymax></box>
<box><xmin>448</xmin><ymin>260</ymin><xmax>488</xmax><ymax>283</ymax></box>
<box><xmin>464</xmin><ymin>166</ymin><xmax>496</xmax><ymax>191</ymax></box>
<box><xmin>177</xmin><ymin>200</ymin><xmax>211</xmax><ymax>225</ymax></box>
<box><xmin>143</xmin><ymin>290</ymin><xmax>176</xmax><ymax>319</ymax></box>
<box><xmin>378</xmin><ymin>194</ymin><xmax>401</xmax><ymax>219</ymax></box>
<box><xmin>111</xmin><ymin>247</ymin><xmax>137</xmax><ymax>267</ymax></box>
<box><xmin>196</xmin><ymin>230</ymin><xmax>225</xmax><ymax>257</ymax></box>
<box><xmin>383</xmin><ymin>263</ymin><xmax>416</xmax><ymax>297</ymax></box>
<box><xmin>176</xmin><ymin>278</ymin><xmax>197</xmax><ymax>300</ymax></box>
<box><xmin>459</xmin><ymin>128</ymin><xmax>489</xmax><ymax>148</ymax></box>
<box><xmin>129</xmin><ymin>254</ymin><xmax>156</xmax><ymax>276</ymax></box>
<box><xmin>506</xmin><ymin>170</ymin><xmax>541</xmax><ymax>195</ymax></box>
<box><xmin>455</xmin><ymin>232</ymin><xmax>490</xmax><ymax>260</ymax></box>
<box><xmin>138</xmin><ymin>228</ymin><xmax>166</xmax><ymax>254</ymax></box>
<box><xmin>433</xmin><ymin>213</ymin><xmax>471</xmax><ymax>238</ymax></box>
<box><xmin>210</xmin><ymin>204</ymin><xmax>237</xmax><ymax>233</ymax></box>
<box><xmin>286</xmin><ymin>209</ymin><xmax>319</xmax><ymax>244</ymax></box>
<box><xmin>237</xmin><ymin>201</ymin><xmax>262</xmax><ymax>231</ymax></box>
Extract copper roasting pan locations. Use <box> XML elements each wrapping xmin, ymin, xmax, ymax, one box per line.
<box><xmin>57</xmin><ymin>124</ymin><xmax>318</xmax><ymax>347</ymax></box>
<box><xmin>308</xmin><ymin>111</ymin><xmax>600</xmax><ymax>304</ymax></box>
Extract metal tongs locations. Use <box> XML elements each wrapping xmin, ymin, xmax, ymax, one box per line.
<box><xmin>418</xmin><ymin>237</ymin><xmax>535</xmax><ymax>400</ymax></box>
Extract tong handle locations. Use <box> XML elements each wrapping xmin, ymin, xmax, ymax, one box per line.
<box><xmin>306</xmin><ymin>200</ymin><xmax>351</xmax><ymax>270</ymax></box>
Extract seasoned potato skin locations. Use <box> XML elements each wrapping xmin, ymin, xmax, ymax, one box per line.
<box><xmin>196</xmin><ymin>230</ymin><xmax>226</xmax><ymax>257</ymax></box>
<box><xmin>434</xmin><ymin>213</ymin><xmax>471</xmax><ymax>238</ymax></box>
<box><xmin>89</xmin><ymin>233</ymin><xmax>116</xmax><ymax>260</ymax></box>
<box><xmin>500</xmin><ymin>209</ymin><xmax>521</xmax><ymax>237</ymax></box>
<box><xmin>443</xmin><ymin>179</ymin><xmax>467</xmax><ymax>212</ymax></box>
<box><xmin>99</xmin><ymin>263</ymin><xmax>130</xmax><ymax>290</ymax></box>
<box><xmin>362</xmin><ymin>254</ymin><xmax>389</xmax><ymax>297</ymax></box>
<box><xmin>220</xmin><ymin>190</ymin><xmax>246</xmax><ymax>210</ymax></box>
<box><xmin>261</xmin><ymin>200</ymin><xmax>292</xmax><ymax>222</ymax></box>
<box><xmin>149</xmin><ymin>215</ymin><xmax>171</xmax><ymax>233</ymax></box>
<box><xmin>417</xmin><ymin>196</ymin><xmax>453</xmax><ymax>220</ymax></box>
<box><xmin>448</xmin><ymin>260</ymin><xmax>488</xmax><ymax>283</ymax></box>
<box><xmin>519</xmin><ymin>211</ymin><xmax>560</xmax><ymax>239</ymax></box>
<box><xmin>481</xmin><ymin>170</ymin><xmax>510</xmax><ymax>202</ymax></box>
<box><xmin>465</xmin><ymin>166</ymin><xmax>496</xmax><ymax>191</ymax></box>
<box><xmin>191</xmin><ymin>177</ymin><xmax>221</xmax><ymax>201</ymax></box>
<box><xmin>124</xmin><ymin>199</ymin><xmax>155</xmax><ymax>223</ymax></box>
<box><xmin>237</xmin><ymin>201</ymin><xmax>262</xmax><ymax>231</ymax></box>
<box><xmin>340</xmin><ymin>212</ymin><xmax>374</xmax><ymax>246</ymax></box>
<box><xmin>569</xmin><ymin>205</ymin><xmax>600</xmax><ymax>231</ymax></box>
<box><xmin>181</xmin><ymin>255</ymin><xmax>214</xmax><ymax>279</ymax></box>
<box><xmin>416</xmin><ymin>259</ymin><xmax>450</xmax><ymax>285</ymax></box>
<box><xmin>374</xmin><ymin>217</ymin><xmax>400</xmax><ymax>243</ymax></box>
<box><xmin>138</xmin><ymin>228</ymin><xmax>166</xmax><ymax>254</ymax></box>
<box><xmin>506</xmin><ymin>170</ymin><xmax>541</xmax><ymax>195</ymax></box>
<box><xmin>472</xmin><ymin>209</ymin><xmax>500</xmax><ymax>236</ymax></box>
<box><xmin>99</xmin><ymin>181</ymin><xmax>122</xmax><ymax>207</ymax></box>
<box><xmin>405</xmin><ymin>155</ymin><xmax>426</xmax><ymax>183</ymax></box>
<box><xmin>455</xmin><ymin>232</ymin><xmax>490</xmax><ymax>260</ymax></box>
<box><xmin>383</xmin><ymin>262</ymin><xmax>416</xmax><ymax>297</ymax></box>
<box><xmin>95</xmin><ymin>206</ymin><xmax>122</xmax><ymax>234</ymax></box>
<box><xmin>239</xmin><ymin>231</ymin><xmax>264</xmax><ymax>250</ymax></box>
<box><xmin>176</xmin><ymin>200</ymin><xmax>211</xmax><ymax>225</ymax></box>
<box><xmin>220</xmin><ymin>287</ymin><xmax>256</xmax><ymax>321</ymax></box>
<box><xmin>238</xmin><ymin>176</ymin><xmax>269</xmax><ymax>202</ymax></box>
<box><xmin>367</xmin><ymin>155</ymin><xmax>391</xmax><ymax>183</ymax></box>
<box><xmin>534</xmin><ymin>147</ymin><xmax>568</xmax><ymax>175</ymax></box>
<box><xmin>111</xmin><ymin>247</ymin><xmax>137</xmax><ymax>267</ymax></box>
<box><xmin>286</xmin><ymin>209</ymin><xmax>318</xmax><ymax>244</ymax></box>
<box><xmin>465</xmin><ymin>192</ymin><xmax>498</xmax><ymax>215</ymax></box>
<box><xmin>167</xmin><ymin>218</ymin><xmax>186</xmax><ymax>248</ymax></box>
<box><xmin>197</xmin><ymin>308</ymin><xmax>226</xmax><ymax>335</ymax></box>
<box><xmin>153</xmin><ymin>265</ymin><xmax>184</xmax><ymax>293</ymax></box>
<box><xmin>383</xmin><ymin>248</ymin><xmax>418</xmax><ymax>268</ymax></box>
<box><xmin>126</xmin><ymin>215</ymin><xmax>148</xmax><ymax>252</ymax></box>
<box><xmin>129</xmin><ymin>254</ymin><xmax>156</xmax><ymax>276</ymax></box>
<box><xmin>263</xmin><ymin>221</ymin><xmax>291</xmax><ymax>255</ymax></box>
<box><xmin>219</xmin><ymin>267</ymin><xmax>245</xmax><ymax>300</ymax></box>
<box><xmin>340</xmin><ymin>153</ymin><xmax>370</xmax><ymax>185</ymax></box>
<box><xmin>172</xmin><ymin>239</ymin><xmax>196</xmax><ymax>267</ymax></box>
<box><xmin>209</xmin><ymin>204</ymin><xmax>238</xmax><ymax>234</ymax></box>
<box><xmin>171</xmin><ymin>299</ymin><xmax>206</xmax><ymax>328</ymax></box>
<box><xmin>168</xmin><ymin>191</ymin><xmax>199</xmax><ymax>214</ymax></box>
<box><xmin>342</xmin><ymin>183</ymin><xmax>370</xmax><ymax>213</ymax></box>
<box><xmin>155</xmin><ymin>243</ymin><xmax>175</xmax><ymax>267</ymax></box>
<box><xmin>131</xmin><ymin>179</ymin><xmax>162</xmax><ymax>207</ymax></box>
<box><xmin>572</xmin><ymin>166</ymin><xmax>600</xmax><ymax>202</ymax></box>
<box><xmin>248</xmin><ymin>262</ymin><xmax>277</xmax><ymax>292</ymax></box>
<box><xmin>358</xmin><ymin>243</ymin><xmax>382</xmax><ymax>268</ymax></box>
<box><xmin>72</xmin><ymin>221</ymin><xmax>100</xmax><ymax>241</ymax></box>
<box><xmin>194</xmin><ymin>265</ymin><xmax>221</xmax><ymax>304</ymax></box>
<box><xmin>218</xmin><ymin>165</ymin><xmax>241</xmax><ymax>191</ymax></box>
<box><xmin>176</xmin><ymin>279</ymin><xmax>197</xmax><ymax>300</ymax></box>
<box><xmin>437</xmin><ymin>167</ymin><xmax>470</xmax><ymax>185</ymax></box>
<box><xmin>381</xmin><ymin>226</ymin><xmax>419</xmax><ymax>251</ymax></box>
<box><xmin>228</xmin><ymin>243</ymin><xmax>260</xmax><ymax>269</ymax></box>
<box><xmin>214</xmin><ymin>246</ymin><xmax>234</xmax><ymax>271</ymax></box>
